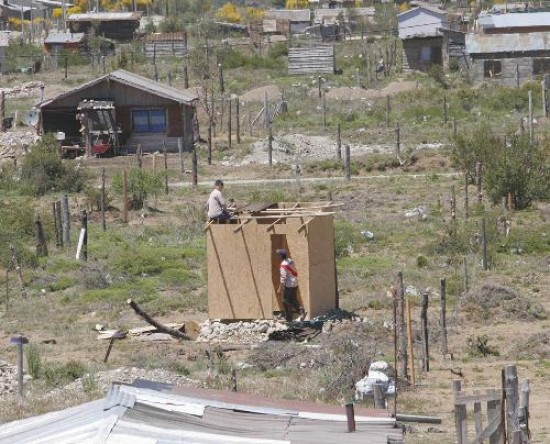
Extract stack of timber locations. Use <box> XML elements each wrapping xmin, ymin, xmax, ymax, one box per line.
<box><xmin>288</xmin><ymin>45</ymin><xmax>335</xmax><ymax>75</ymax></box>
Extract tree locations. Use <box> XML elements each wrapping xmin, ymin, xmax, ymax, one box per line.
<box><xmin>216</xmin><ymin>3</ymin><xmax>241</xmax><ymax>23</ymax></box>
<box><xmin>484</xmin><ymin>135</ymin><xmax>550</xmax><ymax>210</ymax></box>
<box><xmin>285</xmin><ymin>0</ymin><xmax>308</xmax><ymax>9</ymax></box>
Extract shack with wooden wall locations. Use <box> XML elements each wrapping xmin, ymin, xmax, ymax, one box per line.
<box><xmin>206</xmin><ymin>202</ymin><xmax>338</xmax><ymax>320</ymax></box>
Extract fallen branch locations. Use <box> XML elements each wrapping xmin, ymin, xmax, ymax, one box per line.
<box><xmin>127</xmin><ymin>298</ymin><xmax>190</xmax><ymax>340</ymax></box>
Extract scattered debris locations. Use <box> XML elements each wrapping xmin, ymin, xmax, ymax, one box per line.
<box><xmin>127</xmin><ymin>298</ymin><xmax>191</xmax><ymax>340</ymax></box>
<box><xmin>355</xmin><ymin>360</ymin><xmax>396</xmax><ymax>400</ymax></box>
<box><xmin>404</xmin><ymin>206</ymin><xmax>428</xmax><ymax>220</ymax></box>
<box><xmin>361</xmin><ymin>230</ymin><xmax>374</xmax><ymax>240</ymax></box>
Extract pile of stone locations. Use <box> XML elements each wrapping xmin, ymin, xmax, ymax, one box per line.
<box><xmin>0</xmin><ymin>131</ymin><xmax>40</xmax><ymax>160</ymax></box>
<box><xmin>0</xmin><ymin>360</ymin><xmax>18</xmax><ymax>398</ymax></box>
<box><xmin>0</xmin><ymin>81</ymin><xmax>44</xmax><ymax>99</ymax></box>
<box><xmin>197</xmin><ymin>319</ymin><xmax>289</xmax><ymax>344</ymax></box>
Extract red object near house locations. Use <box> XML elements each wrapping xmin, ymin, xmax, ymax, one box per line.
<box><xmin>92</xmin><ymin>143</ymin><xmax>111</xmax><ymax>155</ymax></box>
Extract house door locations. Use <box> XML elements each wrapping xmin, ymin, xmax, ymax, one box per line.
<box><xmin>132</xmin><ymin>109</ymin><xmax>166</xmax><ymax>133</ymax></box>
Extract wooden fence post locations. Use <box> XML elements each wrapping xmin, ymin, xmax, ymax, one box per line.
<box><xmin>443</xmin><ymin>95</ymin><xmax>448</xmax><ymax>123</ymax></box>
<box><xmin>345</xmin><ymin>403</ymin><xmax>356</xmax><ymax>432</ymax></box>
<box><xmin>178</xmin><ymin>138</ymin><xmax>184</xmax><ymax>174</ymax></box>
<box><xmin>454</xmin><ymin>380</ymin><xmax>468</xmax><ymax>444</ymax></box>
<box><xmin>420</xmin><ymin>290</ymin><xmax>429</xmax><ymax>372</ymax></box>
<box><xmin>440</xmin><ymin>277</ymin><xmax>448</xmax><ymax>356</ymax></box>
<box><xmin>386</xmin><ymin>95</ymin><xmax>391</xmax><ymax>126</ymax></box>
<box><xmin>373</xmin><ymin>383</ymin><xmax>386</xmax><ymax>409</ymax></box>
<box><xmin>101</xmin><ymin>167</ymin><xmax>106</xmax><ymax>231</ymax></box>
<box><xmin>396</xmin><ymin>271</ymin><xmax>408</xmax><ymax>383</ymax></box>
<box><xmin>395</xmin><ymin>122</ymin><xmax>400</xmax><ymax>156</ymax></box>
<box><xmin>79</xmin><ymin>210</ymin><xmax>88</xmax><ymax>262</ymax></box>
<box><xmin>192</xmin><ymin>145</ymin><xmax>198</xmax><ymax>187</ymax></box>
<box><xmin>464</xmin><ymin>175</ymin><xmax>469</xmax><ymax>219</ymax></box>
<box><xmin>322</xmin><ymin>91</ymin><xmax>327</xmax><ymax>127</ymax></box>
<box><xmin>184</xmin><ymin>65</ymin><xmax>189</xmax><ymax>89</ymax></box>
<box><xmin>406</xmin><ymin>296</ymin><xmax>415</xmax><ymax>384</ymax></box>
<box><xmin>505</xmin><ymin>365</ymin><xmax>520</xmax><ymax>442</ymax></box>
<box><xmin>235</xmin><ymin>98</ymin><xmax>241</xmax><ymax>144</ymax></box>
<box><xmin>228</xmin><ymin>99</ymin><xmax>232</xmax><ymax>149</ymax></box>
<box><xmin>336</xmin><ymin>123</ymin><xmax>342</xmax><ymax>159</ymax></box>
<box><xmin>62</xmin><ymin>193</ymin><xmax>71</xmax><ymax>246</ymax></box>
<box><xmin>52</xmin><ymin>201</ymin><xmax>61</xmax><ymax>247</ymax></box>
<box><xmin>268</xmin><ymin>126</ymin><xmax>273</xmax><ymax>167</ymax></box>
<box><xmin>163</xmin><ymin>141</ymin><xmax>169</xmax><ymax>195</ymax></box>
<box><xmin>35</xmin><ymin>215</ymin><xmax>48</xmax><ymax>257</ymax></box>
<box><xmin>122</xmin><ymin>170</ymin><xmax>128</xmax><ymax>224</ymax></box>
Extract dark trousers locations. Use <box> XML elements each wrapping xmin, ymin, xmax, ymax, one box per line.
<box><xmin>209</xmin><ymin>210</ymin><xmax>232</xmax><ymax>223</ymax></box>
<box><xmin>283</xmin><ymin>287</ymin><xmax>300</xmax><ymax>321</ymax></box>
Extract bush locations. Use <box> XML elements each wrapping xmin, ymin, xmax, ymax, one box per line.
<box><xmin>20</xmin><ymin>134</ymin><xmax>87</xmax><ymax>196</ymax></box>
<box><xmin>111</xmin><ymin>168</ymin><xmax>164</xmax><ymax>210</ymax></box>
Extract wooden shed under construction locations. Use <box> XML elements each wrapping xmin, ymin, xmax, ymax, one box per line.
<box><xmin>206</xmin><ymin>202</ymin><xmax>338</xmax><ymax>321</ymax></box>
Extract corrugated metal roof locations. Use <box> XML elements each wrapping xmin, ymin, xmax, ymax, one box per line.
<box><xmin>478</xmin><ymin>11</ymin><xmax>550</xmax><ymax>29</ymax></box>
<box><xmin>466</xmin><ymin>31</ymin><xmax>550</xmax><ymax>53</ymax></box>
<box><xmin>265</xmin><ymin>9</ymin><xmax>311</xmax><ymax>22</ymax></box>
<box><xmin>67</xmin><ymin>12</ymin><xmax>143</xmax><ymax>21</ymax></box>
<box><xmin>38</xmin><ymin>69</ymin><xmax>197</xmax><ymax>108</ymax></box>
<box><xmin>0</xmin><ymin>384</ymin><xmax>403</xmax><ymax>444</ymax></box>
<box><xmin>44</xmin><ymin>32</ymin><xmax>85</xmax><ymax>44</ymax></box>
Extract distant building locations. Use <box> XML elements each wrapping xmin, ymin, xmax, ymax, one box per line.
<box><xmin>0</xmin><ymin>0</ymin><xmax>45</xmax><ymax>23</ymax></box>
<box><xmin>397</xmin><ymin>5</ymin><xmax>447</xmax><ymax>72</ymax></box>
<box><xmin>264</xmin><ymin>9</ymin><xmax>311</xmax><ymax>35</ymax></box>
<box><xmin>467</xmin><ymin>11</ymin><xmax>550</xmax><ymax>85</ymax></box>
<box><xmin>66</xmin><ymin>11</ymin><xmax>143</xmax><ymax>41</ymax></box>
<box><xmin>44</xmin><ymin>32</ymin><xmax>86</xmax><ymax>54</ymax></box>
<box><xmin>38</xmin><ymin>69</ymin><xmax>198</xmax><ymax>154</ymax></box>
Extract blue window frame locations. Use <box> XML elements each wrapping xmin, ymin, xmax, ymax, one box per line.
<box><xmin>132</xmin><ymin>109</ymin><xmax>166</xmax><ymax>133</ymax></box>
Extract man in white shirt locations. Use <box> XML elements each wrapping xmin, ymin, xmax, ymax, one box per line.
<box><xmin>207</xmin><ymin>179</ymin><xmax>232</xmax><ymax>223</ymax></box>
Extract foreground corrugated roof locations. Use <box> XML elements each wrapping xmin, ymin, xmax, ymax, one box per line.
<box><xmin>0</xmin><ymin>383</ymin><xmax>403</xmax><ymax>443</ymax></box>
<box><xmin>38</xmin><ymin>69</ymin><xmax>198</xmax><ymax>108</ymax></box>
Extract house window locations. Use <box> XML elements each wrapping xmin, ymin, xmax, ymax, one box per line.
<box><xmin>132</xmin><ymin>109</ymin><xmax>167</xmax><ymax>133</ymax></box>
<box><xmin>421</xmin><ymin>46</ymin><xmax>432</xmax><ymax>62</ymax></box>
<box><xmin>533</xmin><ymin>58</ymin><xmax>550</xmax><ymax>76</ymax></box>
<box><xmin>483</xmin><ymin>61</ymin><xmax>502</xmax><ymax>78</ymax></box>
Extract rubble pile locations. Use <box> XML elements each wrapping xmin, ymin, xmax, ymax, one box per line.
<box><xmin>197</xmin><ymin>310</ymin><xmax>370</xmax><ymax>344</ymax></box>
<box><xmin>0</xmin><ymin>131</ymin><xmax>40</xmax><ymax>160</ymax></box>
<box><xmin>0</xmin><ymin>360</ymin><xmax>19</xmax><ymax>398</ymax></box>
<box><xmin>197</xmin><ymin>319</ymin><xmax>289</xmax><ymax>344</ymax></box>
<box><xmin>0</xmin><ymin>81</ymin><xmax>44</xmax><ymax>99</ymax></box>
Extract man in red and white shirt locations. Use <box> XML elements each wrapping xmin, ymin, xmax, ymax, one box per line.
<box><xmin>276</xmin><ymin>249</ymin><xmax>306</xmax><ymax>322</ymax></box>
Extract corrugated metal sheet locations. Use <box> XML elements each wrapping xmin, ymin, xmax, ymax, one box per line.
<box><xmin>265</xmin><ymin>9</ymin><xmax>311</xmax><ymax>22</ymax></box>
<box><xmin>398</xmin><ymin>7</ymin><xmax>447</xmax><ymax>39</ymax></box>
<box><xmin>478</xmin><ymin>11</ymin><xmax>550</xmax><ymax>30</ymax></box>
<box><xmin>67</xmin><ymin>12</ymin><xmax>143</xmax><ymax>21</ymax></box>
<box><xmin>466</xmin><ymin>31</ymin><xmax>550</xmax><ymax>53</ymax></box>
<box><xmin>38</xmin><ymin>69</ymin><xmax>197</xmax><ymax>109</ymax></box>
<box><xmin>0</xmin><ymin>383</ymin><xmax>403</xmax><ymax>444</ymax></box>
<box><xmin>44</xmin><ymin>32</ymin><xmax>85</xmax><ymax>44</ymax></box>
<box><xmin>288</xmin><ymin>45</ymin><xmax>334</xmax><ymax>75</ymax></box>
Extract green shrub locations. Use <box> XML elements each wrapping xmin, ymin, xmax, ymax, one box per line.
<box><xmin>25</xmin><ymin>344</ymin><xmax>42</xmax><ymax>379</ymax></box>
<box><xmin>43</xmin><ymin>360</ymin><xmax>86</xmax><ymax>387</ymax></box>
<box><xmin>111</xmin><ymin>168</ymin><xmax>164</xmax><ymax>210</ymax></box>
<box><xmin>20</xmin><ymin>134</ymin><xmax>87</xmax><ymax>196</ymax></box>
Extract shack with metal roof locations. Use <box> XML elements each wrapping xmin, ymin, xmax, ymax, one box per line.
<box><xmin>66</xmin><ymin>11</ymin><xmax>143</xmax><ymax>41</ymax></box>
<box><xmin>206</xmin><ymin>202</ymin><xmax>339</xmax><ymax>321</ymax></box>
<box><xmin>467</xmin><ymin>11</ymin><xmax>550</xmax><ymax>86</ymax></box>
<box><xmin>37</xmin><ymin>69</ymin><xmax>198</xmax><ymax>155</ymax></box>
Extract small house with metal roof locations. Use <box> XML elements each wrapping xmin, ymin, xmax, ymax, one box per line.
<box><xmin>37</xmin><ymin>69</ymin><xmax>198</xmax><ymax>155</ymax></box>
<box><xmin>467</xmin><ymin>11</ymin><xmax>550</xmax><ymax>85</ymax></box>
<box><xmin>397</xmin><ymin>5</ymin><xmax>448</xmax><ymax>72</ymax></box>
<box><xmin>66</xmin><ymin>11</ymin><xmax>143</xmax><ymax>41</ymax></box>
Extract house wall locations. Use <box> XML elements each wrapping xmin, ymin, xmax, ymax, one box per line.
<box><xmin>41</xmin><ymin>80</ymin><xmax>196</xmax><ymax>149</ymax></box>
<box><xmin>402</xmin><ymin>37</ymin><xmax>442</xmax><ymax>71</ymax></box>
<box><xmin>469</xmin><ymin>53</ymin><xmax>550</xmax><ymax>86</ymax></box>
<box><xmin>207</xmin><ymin>216</ymin><xmax>336</xmax><ymax>320</ymax></box>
